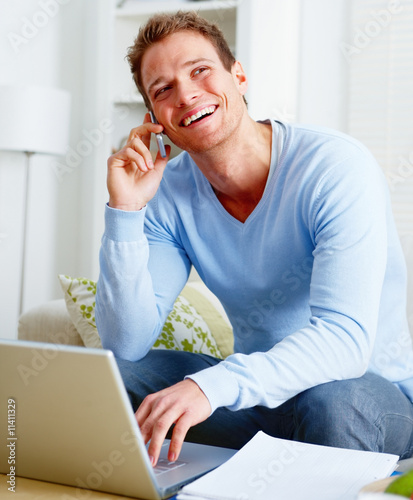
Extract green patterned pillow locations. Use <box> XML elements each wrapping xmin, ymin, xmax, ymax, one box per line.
<box><xmin>58</xmin><ymin>275</ymin><xmax>233</xmax><ymax>358</ymax></box>
<box><xmin>58</xmin><ymin>275</ymin><xmax>100</xmax><ymax>348</ymax></box>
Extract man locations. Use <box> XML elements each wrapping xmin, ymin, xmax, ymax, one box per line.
<box><xmin>96</xmin><ymin>11</ymin><xmax>413</xmax><ymax>467</ymax></box>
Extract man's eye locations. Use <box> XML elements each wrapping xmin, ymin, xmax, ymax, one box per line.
<box><xmin>193</xmin><ymin>67</ymin><xmax>209</xmax><ymax>77</ymax></box>
<box><xmin>155</xmin><ymin>87</ymin><xmax>171</xmax><ymax>99</ymax></box>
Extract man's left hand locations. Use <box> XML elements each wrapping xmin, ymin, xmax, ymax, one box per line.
<box><xmin>135</xmin><ymin>379</ymin><xmax>212</xmax><ymax>466</ymax></box>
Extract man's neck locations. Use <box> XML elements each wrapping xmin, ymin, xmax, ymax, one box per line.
<box><xmin>190</xmin><ymin>118</ymin><xmax>272</xmax><ymax>222</ymax></box>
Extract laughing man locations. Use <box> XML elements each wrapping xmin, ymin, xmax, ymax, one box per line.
<box><xmin>96</xmin><ymin>11</ymin><xmax>413</xmax><ymax>466</ymax></box>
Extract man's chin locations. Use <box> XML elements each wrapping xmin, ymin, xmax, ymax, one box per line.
<box><xmin>168</xmin><ymin>129</ymin><xmax>225</xmax><ymax>156</ymax></box>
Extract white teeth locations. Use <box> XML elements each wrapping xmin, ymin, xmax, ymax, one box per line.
<box><xmin>183</xmin><ymin>106</ymin><xmax>215</xmax><ymax>127</ymax></box>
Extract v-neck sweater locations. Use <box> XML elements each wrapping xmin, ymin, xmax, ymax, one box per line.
<box><xmin>96</xmin><ymin>120</ymin><xmax>413</xmax><ymax>412</ymax></box>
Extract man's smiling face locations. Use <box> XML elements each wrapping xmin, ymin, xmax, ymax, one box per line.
<box><xmin>141</xmin><ymin>31</ymin><xmax>248</xmax><ymax>155</ymax></box>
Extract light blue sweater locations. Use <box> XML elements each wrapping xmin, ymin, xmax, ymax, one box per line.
<box><xmin>96</xmin><ymin>120</ymin><xmax>413</xmax><ymax>413</ymax></box>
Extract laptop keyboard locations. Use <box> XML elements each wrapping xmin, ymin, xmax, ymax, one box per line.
<box><xmin>153</xmin><ymin>458</ymin><xmax>187</xmax><ymax>475</ymax></box>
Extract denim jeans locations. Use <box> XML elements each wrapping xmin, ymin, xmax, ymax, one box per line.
<box><xmin>116</xmin><ymin>350</ymin><xmax>413</xmax><ymax>459</ymax></box>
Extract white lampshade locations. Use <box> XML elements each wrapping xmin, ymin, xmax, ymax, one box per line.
<box><xmin>0</xmin><ymin>85</ymin><xmax>70</xmax><ymax>155</ymax></box>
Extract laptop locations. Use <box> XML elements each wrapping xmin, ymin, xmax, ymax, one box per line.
<box><xmin>0</xmin><ymin>339</ymin><xmax>236</xmax><ymax>499</ymax></box>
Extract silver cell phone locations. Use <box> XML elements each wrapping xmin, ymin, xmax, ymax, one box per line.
<box><xmin>149</xmin><ymin>111</ymin><xmax>166</xmax><ymax>158</ymax></box>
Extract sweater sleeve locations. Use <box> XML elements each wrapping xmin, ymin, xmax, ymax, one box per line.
<box><xmin>95</xmin><ymin>203</ymin><xmax>191</xmax><ymax>361</ymax></box>
<box><xmin>189</xmin><ymin>146</ymin><xmax>390</xmax><ymax>413</ymax></box>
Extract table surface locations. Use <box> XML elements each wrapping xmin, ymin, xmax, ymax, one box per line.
<box><xmin>3</xmin><ymin>459</ymin><xmax>413</xmax><ymax>499</ymax></box>
<box><xmin>0</xmin><ymin>473</ymin><xmax>177</xmax><ymax>499</ymax></box>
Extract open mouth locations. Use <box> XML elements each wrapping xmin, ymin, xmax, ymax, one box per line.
<box><xmin>181</xmin><ymin>106</ymin><xmax>217</xmax><ymax>127</ymax></box>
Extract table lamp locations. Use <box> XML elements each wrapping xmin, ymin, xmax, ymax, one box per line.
<box><xmin>0</xmin><ymin>85</ymin><xmax>71</xmax><ymax>315</ymax></box>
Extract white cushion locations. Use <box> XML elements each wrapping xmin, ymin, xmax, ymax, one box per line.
<box><xmin>18</xmin><ymin>299</ymin><xmax>84</xmax><ymax>346</ymax></box>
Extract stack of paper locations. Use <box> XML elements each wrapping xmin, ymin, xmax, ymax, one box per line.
<box><xmin>177</xmin><ymin>431</ymin><xmax>398</xmax><ymax>500</ymax></box>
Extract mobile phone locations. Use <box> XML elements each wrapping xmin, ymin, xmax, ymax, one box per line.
<box><xmin>149</xmin><ymin>111</ymin><xmax>166</xmax><ymax>158</ymax></box>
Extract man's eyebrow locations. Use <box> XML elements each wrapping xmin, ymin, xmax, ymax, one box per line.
<box><xmin>147</xmin><ymin>58</ymin><xmax>215</xmax><ymax>96</ymax></box>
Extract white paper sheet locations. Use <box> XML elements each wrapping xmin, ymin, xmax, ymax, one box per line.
<box><xmin>177</xmin><ymin>431</ymin><xmax>399</xmax><ymax>500</ymax></box>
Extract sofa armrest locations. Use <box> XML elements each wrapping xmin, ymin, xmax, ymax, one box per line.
<box><xmin>18</xmin><ymin>299</ymin><xmax>85</xmax><ymax>346</ymax></box>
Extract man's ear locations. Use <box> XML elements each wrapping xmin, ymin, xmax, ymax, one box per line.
<box><xmin>232</xmin><ymin>61</ymin><xmax>248</xmax><ymax>96</ymax></box>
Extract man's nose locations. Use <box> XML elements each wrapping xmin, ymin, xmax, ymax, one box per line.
<box><xmin>175</xmin><ymin>81</ymin><xmax>199</xmax><ymax>107</ymax></box>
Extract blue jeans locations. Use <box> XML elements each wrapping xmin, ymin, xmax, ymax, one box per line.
<box><xmin>116</xmin><ymin>350</ymin><xmax>413</xmax><ymax>459</ymax></box>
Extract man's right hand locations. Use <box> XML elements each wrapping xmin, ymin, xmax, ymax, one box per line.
<box><xmin>107</xmin><ymin>113</ymin><xmax>171</xmax><ymax>211</ymax></box>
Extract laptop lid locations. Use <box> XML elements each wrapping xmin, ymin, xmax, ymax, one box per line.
<box><xmin>0</xmin><ymin>339</ymin><xmax>236</xmax><ymax>499</ymax></box>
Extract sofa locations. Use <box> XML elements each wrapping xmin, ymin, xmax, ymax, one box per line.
<box><xmin>18</xmin><ymin>275</ymin><xmax>235</xmax><ymax>360</ymax></box>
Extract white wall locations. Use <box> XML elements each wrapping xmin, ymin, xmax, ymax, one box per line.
<box><xmin>0</xmin><ymin>0</ymin><xmax>95</xmax><ymax>338</ymax></box>
<box><xmin>297</xmin><ymin>0</ymin><xmax>350</xmax><ymax>132</ymax></box>
<box><xmin>239</xmin><ymin>0</ymin><xmax>350</xmax><ymax>129</ymax></box>
<box><xmin>236</xmin><ymin>0</ymin><xmax>301</xmax><ymax>123</ymax></box>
